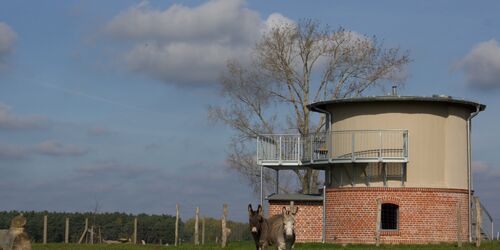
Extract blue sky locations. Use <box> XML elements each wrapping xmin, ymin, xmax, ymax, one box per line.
<box><xmin>1</xmin><ymin>0</ymin><xmax>500</xmax><ymax>225</ymax></box>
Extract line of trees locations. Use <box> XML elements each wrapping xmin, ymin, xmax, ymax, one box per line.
<box><xmin>0</xmin><ymin>211</ymin><xmax>251</xmax><ymax>244</ymax></box>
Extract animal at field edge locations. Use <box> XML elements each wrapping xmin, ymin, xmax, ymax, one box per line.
<box><xmin>281</xmin><ymin>206</ymin><xmax>298</xmax><ymax>250</ymax></box>
<box><xmin>248</xmin><ymin>204</ymin><xmax>266</xmax><ymax>250</ymax></box>
<box><xmin>264</xmin><ymin>204</ymin><xmax>299</xmax><ymax>250</ymax></box>
<box><xmin>0</xmin><ymin>214</ymin><xmax>31</xmax><ymax>250</ymax></box>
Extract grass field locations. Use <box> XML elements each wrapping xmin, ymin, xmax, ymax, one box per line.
<box><xmin>32</xmin><ymin>241</ymin><xmax>500</xmax><ymax>250</ymax></box>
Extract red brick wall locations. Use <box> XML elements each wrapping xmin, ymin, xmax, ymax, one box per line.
<box><xmin>325</xmin><ymin>187</ymin><xmax>469</xmax><ymax>244</ymax></box>
<box><xmin>268</xmin><ymin>200</ymin><xmax>323</xmax><ymax>242</ymax></box>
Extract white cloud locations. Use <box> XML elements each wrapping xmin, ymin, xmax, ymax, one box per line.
<box><xmin>105</xmin><ymin>0</ymin><xmax>261</xmax><ymax>45</ymax></box>
<box><xmin>0</xmin><ymin>103</ymin><xmax>48</xmax><ymax>130</ymax></box>
<box><xmin>262</xmin><ymin>13</ymin><xmax>295</xmax><ymax>33</ymax></box>
<box><xmin>102</xmin><ymin>0</ymin><xmax>292</xmax><ymax>87</ymax></box>
<box><xmin>473</xmin><ymin>161</ymin><xmax>500</xmax><ymax>178</ymax></box>
<box><xmin>34</xmin><ymin>140</ymin><xmax>88</xmax><ymax>157</ymax></box>
<box><xmin>123</xmin><ymin>42</ymin><xmax>250</xmax><ymax>85</ymax></box>
<box><xmin>0</xmin><ymin>22</ymin><xmax>17</xmax><ymax>69</ymax></box>
<box><xmin>456</xmin><ymin>39</ymin><xmax>500</xmax><ymax>90</ymax></box>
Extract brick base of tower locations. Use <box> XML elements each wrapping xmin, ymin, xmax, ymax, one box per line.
<box><xmin>325</xmin><ymin>187</ymin><xmax>469</xmax><ymax>244</ymax></box>
<box><xmin>268</xmin><ymin>200</ymin><xmax>323</xmax><ymax>242</ymax></box>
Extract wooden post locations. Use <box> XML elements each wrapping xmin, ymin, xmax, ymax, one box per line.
<box><xmin>221</xmin><ymin>204</ymin><xmax>228</xmax><ymax>248</ymax></box>
<box><xmin>195</xmin><ymin>207</ymin><xmax>200</xmax><ymax>245</ymax></box>
<box><xmin>65</xmin><ymin>217</ymin><xmax>69</xmax><ymax>244</ymax></box>
<box><xmin>457</xmin><ymin>202</ymin><xmax>462</xmax><ymax>247</ymax></box>
<box><xmin>475</xmin><ymin>197</ymin><xmax>481</xmax><ymax>247</ymax></box>
<box><xmin>77</xmin><ymin>218</ymin><xmax>88</xmax><ymax>244</ymax></box>
<box><xmin>43</xmin><ymin>215</ymin><xmax>48</xmax><ymax>244</ymax></box>
<box><xmin>202</xmin><ymin>216</ymin><xmax>205</xmax><ymax>245</ymax></box>
<box><xmin>133</xmin><ymin>217</ymin><xmax>138</xmax><ymax>244</ymax></box>
<box><xmin>175</xmin><ymin>204</ymin><xmax>179</xmax><ymax>246</ymax></box>
<box><xmin>90</xmin><ymin>225</ymin><xmax>94</xmax><ymax>244</ymax></box>
<box><xmin>375</xmin><ymin>199</ymin><xmax>381</xmax><ymax>247</ymax></box>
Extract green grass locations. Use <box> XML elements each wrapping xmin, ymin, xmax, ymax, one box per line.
<box><xmin>33</xmin><ymin>241</ymin><xmax>500</xmax><ymax>250</ymax></box>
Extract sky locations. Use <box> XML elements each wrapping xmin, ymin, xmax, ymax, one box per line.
<box><xmin>1</xmin><ymin>0</ymin><xmax>500</xmax><ymax>226</ymax></box>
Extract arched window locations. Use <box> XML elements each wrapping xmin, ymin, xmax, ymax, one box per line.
<box><xmin>381</xmin><ymin>203</ymin><xmax>399</xmax><ymax>230</ymax></box>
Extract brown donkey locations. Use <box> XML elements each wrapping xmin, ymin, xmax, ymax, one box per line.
<box><xmin>248</xmin><ymin>204</ymin><xmax>266</xmax><ymax>250</ymax></box>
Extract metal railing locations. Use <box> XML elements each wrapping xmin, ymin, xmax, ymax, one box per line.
<box><xmin>256</xmin><ymin>134</ymin><xmax>301</xmax><ymax>166</ymax></box>
<box><xmin>257</xmin><ymin>129</ymin><xmax>408</xmax><ymax>166</ymax></box>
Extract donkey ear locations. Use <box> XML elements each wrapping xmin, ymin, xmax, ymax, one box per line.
<box><xmin>282</xmin><ymin>206</ymin><xmax>287</xmax><ymax>214</ymax></box>
<box><xmin>248</xmin><ymin>204</ymin><xmax>253</xmax><ymax>215</ymax></box>
<box><xmin>257</xmin><ymin>205</ymin><xmax>263</xmax><ymax>215</ymax></box>
<box><xmin>292</xmin><ymin>206</ymin><xmax>299</xmax><ymax>215</ymax></box>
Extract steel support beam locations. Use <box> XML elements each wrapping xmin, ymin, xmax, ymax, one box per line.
<box><xmin>260</xmin><ymin>165</ymin><xmax>263</xmax><ymax>206</ymax></box>
<box><xmin>275</xmin><ymin>169</ymin><xmax>279</xmax><ymax>194</ymax></box>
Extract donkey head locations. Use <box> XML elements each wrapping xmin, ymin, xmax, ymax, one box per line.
<box><xmin>282</xmin><ymin>205</ymin><xmax>298</xmax><ymax>238</ymax></box>
<box><xmin>248</xmin><ymin>204</ymin><xmax>264</xmax><ymax>234</ymax></box>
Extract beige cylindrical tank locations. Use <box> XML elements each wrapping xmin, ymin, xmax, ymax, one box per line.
<box><xmin>310</xmin><ymin>96</ymin><xmax>484</xmax><ymax>189</ymax></box>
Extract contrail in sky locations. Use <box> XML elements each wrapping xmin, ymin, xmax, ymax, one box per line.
<box><xmin>33</xmin><ymin>82</ymin><xmax>169</xmax><ymax>117</ymax></box>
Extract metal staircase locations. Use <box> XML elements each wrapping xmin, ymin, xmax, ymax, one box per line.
<box><xmin>471</xmin><ymin>196</ymin><xmax>495</xmax><ymax>241</ymax></box>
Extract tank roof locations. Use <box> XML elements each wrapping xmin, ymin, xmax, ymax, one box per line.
<box><xmin>308</xmin><ymin>95</ymin><xmax>486</xmax><ymax>113</ymax></box>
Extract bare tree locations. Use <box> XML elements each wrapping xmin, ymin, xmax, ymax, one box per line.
<box><xmin>210</xmin><ymin>19</ymin><xmax>410</xmax><ymax>194</ymax></box>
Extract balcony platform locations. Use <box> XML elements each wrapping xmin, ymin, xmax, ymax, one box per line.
<box><xmin>257</xmin><ymin>130</ymin><xmax>408</xmax><ymax>169</ymax></box>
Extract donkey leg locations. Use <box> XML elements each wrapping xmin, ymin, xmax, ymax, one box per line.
<box><xmin>261</xmin><ymin>241</ymin><xmax>269</xmax><ymax>250</ymax></box>
<box><xmin>277</xmin><ymin>240</ymin><xmax>287</xmax><ymax>250</ymax></box>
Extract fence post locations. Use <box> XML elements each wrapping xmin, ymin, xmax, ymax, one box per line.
<box><xmin>195</xmin><ymin>207</ymin><xmax>200</xmax><ymax>245</ymax></box>
<box><xmin>202</xmin><ymin>216</ymin><xmax>206</xmax><ymax>245</ymax></box>
<box><xmin>457</xmin><ymin>202</ymin><xmax>462</xmax><ymax>247</ymax></box>
<box><xmin>133</xmin><ymin>217</ymin><xmax>138</xmax><ymax>244</ymax></box>
<box><xmin>475</xmin><ymin>197</ymin><xmax>481</xmax><ymax>247</ymax></box>
<box><xmin>375</xmin><ymin>199</ymin><xmax>381</xmax><ymax>247</ymax></box>
<box><xmin>221</xmin><ymin>204</ymin><xmax>229</xmax><ymax>248</ymax></box>
<box><xmin>77</xmin><ymin>218</ymin><xmax>88</xmax><ymax>244</ymax></box>
<box><xmin>65</xmin><ymin>217</ymin><xmax>69</xmax><ymax>244</ymax></box>
<box><xmin>90</xmin><ymin>224</ymin><xmax>94</xmax><ymax>244</ymax></box>
<box><xmin>175</xmin><ymin>204</ymin><xmax>179</xmax><ymax>246</ymax></box>
<box><xmin>43</xmin><ymin>215</ymin><xmax>48</xmax><ymax>244</ymax></box>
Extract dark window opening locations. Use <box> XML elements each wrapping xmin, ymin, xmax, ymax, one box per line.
<box><xmin>381</xmin><ymin>203</ymin><xmax>399</xmax><ymax>230</ymax></box>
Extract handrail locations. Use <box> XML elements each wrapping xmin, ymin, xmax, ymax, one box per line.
<box><xmin>480</xmin><ymin>202</ymin><xmax>493</xmax><ymax>222</ymax></box>
<box><xmin>256</xmin><ymin>130</ymin><xmax>408</xmax><ymax>166</ymax></box>
<box><xmin>480</xmin><ymin>202</ymin><xmax>494</xmax><ymax>240</ymax></box>
<box><xmin>472</xmin><ymin>197</ymin><xmax>494</xmax><ymax>241</ymax></box>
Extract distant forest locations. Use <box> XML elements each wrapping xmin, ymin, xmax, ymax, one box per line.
<box><xmin>0</xmin><ymin>211</ymin><xmax>252</xmax><ymax>244</ymax></box>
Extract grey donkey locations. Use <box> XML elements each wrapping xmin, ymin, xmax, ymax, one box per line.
<box><xmin>266</xmin><ymin>205</ymin><xmax>298</xmax><ymax>250</ymax></box>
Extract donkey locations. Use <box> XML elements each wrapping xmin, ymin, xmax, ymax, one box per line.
<box><xmin>0</xmin><ymin>214</ymin><xmax>31</xmax><ymax>250</ymax></box>
<box><xmin>281</xmin><ymin>206</ymin><xmax>298</xmax><ymax>250</ymax></box>
<box><xmin>264</xmin><ymin>205</ymin><xmax>299</xmax><ymax>250</ymax></box>
<box><xmin>248</xmin><ymin>204</ymin><xmax>265</xmax><ymax>250</ymax></box>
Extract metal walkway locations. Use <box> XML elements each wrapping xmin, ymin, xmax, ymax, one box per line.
<box><xmin>257</xmin><ymin>129</ymin><xmax>409</xmax><ymax>167</ymax></box>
